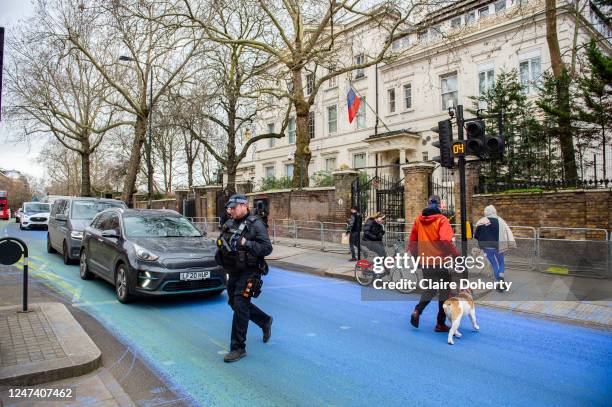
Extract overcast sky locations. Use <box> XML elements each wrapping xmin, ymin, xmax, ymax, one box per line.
<box><xmin>0</xmin><ymin>0</ymin><xmax>45</xmax><ymax>179</ymax></box>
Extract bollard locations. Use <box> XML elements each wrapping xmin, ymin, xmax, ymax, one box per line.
<box><xmin>0</xmin><ymin>237</ymin><xmax>29</xmax><ymax>312</ymax></box>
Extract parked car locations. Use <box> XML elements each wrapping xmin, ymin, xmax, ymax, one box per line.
<box><xmin>15</xmin><ymin>207</ymin><xmax>23</xmax><ymax>223</ymax></box>
<box><xmin>47</xmin><ymin>197</ymin><xmax>127</xmax><ymax>264</ymax></box>
<box><xmin>79</xmin><ymin>208</ymin><xmax>227</xmax><ymax>303</ymax></box>
<box><xmin>19</xmin><ymin>202</ymin><xmax>51</xmax><ymax>230</ymax></box>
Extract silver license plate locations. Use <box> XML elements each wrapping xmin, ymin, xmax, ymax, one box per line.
<box><xmin>180</xmin><ymin>271</ymin><xmax>210</xmax><ymax>281</ymax></box>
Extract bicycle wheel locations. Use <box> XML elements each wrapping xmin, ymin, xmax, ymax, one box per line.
<box><xmin>390</xmin><ymin>266</ymin><xmax>419</xmax><ymax>294</ymax></box>
<box><xmin>354</xmin><ymin>262</ymin><xmax>375</xmax><ymax>286</ymax></box>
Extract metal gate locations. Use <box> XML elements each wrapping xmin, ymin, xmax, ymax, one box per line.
<box><xmin>351</xmin><ymin>172</ymin><xmax>405</xmax><ymax>224</ymax></box>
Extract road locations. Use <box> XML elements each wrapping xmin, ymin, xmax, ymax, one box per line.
<box><xmin>1</xmin><ymin>221</ymin><xmax>611</xmax><ymax>406</ymax></box>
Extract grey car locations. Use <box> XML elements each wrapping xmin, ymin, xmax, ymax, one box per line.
<box><xmin>47</xmin><ymin>198</ymin><xmax>127</xmax><ymax>264</ymax></box>
<box><xmin>79</xmin><ymin>208</ymin><xmax>226</xmax><ymax>303</ymax></box>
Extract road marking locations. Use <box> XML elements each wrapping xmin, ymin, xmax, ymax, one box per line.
<box><xmin>71</xmin><ymin>287</ymin><xmax>82</xmax><ymax>303</ymax></box>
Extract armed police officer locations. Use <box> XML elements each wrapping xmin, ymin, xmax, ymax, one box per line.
<box><xmin>216</xmin><ymin>194</ymin><xmax>273</xmax><ymax>363</ymax></box>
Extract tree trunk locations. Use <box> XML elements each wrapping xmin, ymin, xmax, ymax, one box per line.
<box><xmin>545</xmin><ymin>0</ymin><xmax>578</xmax><ymax>183</ymax></box>
<box><xmin>121</xmin><ymin>115</ymin><xmax>147</xmax><ymax>206</ymax></box>
<box><xmin>80</xmin><ymin>151</ymin><xmax>91</xmax><ymax>197</ymax></box>
<box><xmin>291</xmin><ymin>69</ymin><xmax>312</xmax><ymax>188</ymax></box>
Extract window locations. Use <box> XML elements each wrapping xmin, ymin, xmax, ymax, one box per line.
<box><xmin>478</xmin><ymin>68</ymin><xmax>495</xmax><ymax>95</ymax></box>
<box><xmin>267</xmin><ymin>123</ymin><xmax>275</xmax><ymax>148</ymax></box>
<box><xmin>353</xmin><ymin>153</ymin><xmax>366</xmax><ymax>169</ymax></box>
<box><xmin>306</xmin><ymin>73</ymin><xmax>314</xmax><ymax>95</ymax></box>
<box><xmin>478</xmin><ymin>6</ymin><xmax>490</xmax><ymax>19</ymax></box>
<box><xmin>328</xmin><ymin>74</ymin><xmax>338</xmax><ymax>88</ymax></box>
<box><xmin>441</xmin><ymin>73</ymin><xmax>458</xmax><ymax>110</ymax></box>
<box><xmin>451</xmin><ymin>17</ymin><xmax>462</xmax><ymax>28</ymax></box>
<box><xmin>403</xmin><ymin>84</ymin><xmax>412</xmax><ymax>109</ymax></box>
<box><xmin>287</xmin><ymin>117</ymin><xmax>296</xmax><ymax>144</ymax></box>
<box><xmin>93</xmin><ymin>213</ymin><xmax>111</xmax><ymax>230</ymax></box>
<box><xmin>387</xmin><ymin>89</ymin><xmax>396</xmax><ymax>113</ymax></box>
<box><xmin>325</xmin><ymin>157</ymin><xmax>337</xmax><ymax>172</ymax></box>
<box><xmin>354</xmin><ymin>54</ymin><xmax>365</xmax><ymax>78</ymax></box>
<box><xmin>265</xmin><ymin>166</ymin><xmax>275</xmax><ymax>179</ymax></box>
<box><xmin>285</xmin><ymin>164</ymin><xmax>294</xmax><ymax>179</ymax></box>
<box><xmin>100</xmin><ymin>214</ymin><xmax>120</xmax><ymax>232</ymax></box>
<box><xmin>495</xmin><ymin>0</ymin><xmax>506</xmax><ymax>13</ymax></box>
<box><xmin>466</xmin><ymin>11</ymin><xmax>476</xmax><ymax>24</ymax></box>
<box><xmin>422</xmin><ymin>151</ymin><xmax>429</xmax><ymax>161</ymax></box>
<box><xmin>327</xmin><ymin>105</ymin><xmax>337</xmax><ymax>134</ymax></box>
<box><xmin>308</xmin><ymin>111</ymin><xmax>315</xmax><ymax>139</ymax></box>
<box><xmin>357</xmin><ymin>96</ymin><xmax>367</xmax><ymax>128</ymax></box>
<box><xmin>430</xmin><ymin>25</ymin><xmax>442</xmax><ymax>39</ymax></box>
<box><xmin>519</xmin><ymin>55</ymin><xmax>541</xmax><ymax>94</ymax></box>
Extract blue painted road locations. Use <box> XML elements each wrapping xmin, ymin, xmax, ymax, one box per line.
<box><xmin>2</xmin><ymin>221</ymin><xmax>611</xmax><ymax>406</ymax></box>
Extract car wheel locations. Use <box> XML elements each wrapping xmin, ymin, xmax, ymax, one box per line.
<box><xmin>79</xmin><ymin>250</ymin><xmax>94</xmax><ymax>280</ymax></box>
<box><xmin>62</xmin><ymin>241</ymin><xmax>72</xmax><ymax>265</ymax></box>
<box><xmin>115</xmin><ymin>263</ymin><xmax>132</xmax><ymax>304</ymax></box>
<box><xmin>46</xmin><ymin>234</ymin><xmax>56</xmax><ymax>254</ymax></box>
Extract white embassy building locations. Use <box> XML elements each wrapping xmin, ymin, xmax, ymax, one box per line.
<box><xmin>235</xmin><ymin>0</ymin><xmax>611</xmax><ymax>185</ymax></box>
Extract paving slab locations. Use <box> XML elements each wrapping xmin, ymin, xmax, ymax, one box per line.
<box><xmin>0</xmin><ymin>303</ymin><xmax>101</xmax><ymax>386</ymax></box>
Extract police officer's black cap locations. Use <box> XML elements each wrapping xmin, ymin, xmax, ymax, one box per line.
<box><xmin>226</xmin><ymin>194</ymin><xmax>248</xmax><ymax>208</ymax></box>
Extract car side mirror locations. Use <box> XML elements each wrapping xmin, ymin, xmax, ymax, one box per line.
<box><xmin>101</xmin><ymin>229</ymin><xmax>121</xmax><ymax>239</ymax></box>
<box><xmin>56</xmin><ymin>214</ymin><xmax>67</xmax><ymax>222</ymax></box>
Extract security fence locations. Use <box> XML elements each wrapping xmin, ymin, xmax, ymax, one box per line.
<box><xmin>191</xmin><ymin>215</ymin><xmax>610</xmax><ymax>279</ymax></box>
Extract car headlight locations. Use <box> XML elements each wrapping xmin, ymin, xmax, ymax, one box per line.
<box><xmin>21</xmin><ymin>215</ymin><xmax>29</xmax><ymax>220</ymax></box>
<box><xmin>134</xmin><ymin>244</ymin><xmax>159</xmax><ymax>261</ymax></box>
<box><xmin>71</xmin><ymin>231</ymin><xmax>83</xmax><ymax>240</ymax></box>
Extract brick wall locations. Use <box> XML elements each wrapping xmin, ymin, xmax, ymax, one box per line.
<box><xmin>472</xmin><ymin>189</ymin><xmax>612</xmax><ymax>232</ymax></box>
<box><xmin>248</xmin><ymin>187</ymin><xmax>350</xmax><ymax>223</ymax></box>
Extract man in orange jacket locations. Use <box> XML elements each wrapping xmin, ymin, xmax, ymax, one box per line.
<box><xmin>408</xmin><ymin>195</ymin><xmax>459</xmax><ymax>332</ymax></box>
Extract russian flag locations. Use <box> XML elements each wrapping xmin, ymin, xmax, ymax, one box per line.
<box><xmin>347</xmin><ymin>87</ymin><xmax>361</xmax><ymax>124</ymax></box>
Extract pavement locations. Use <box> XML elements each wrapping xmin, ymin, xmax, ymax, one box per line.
<box><xmin>268</xmin><ymin>243</ymin><xmax>612</xmax><ymax>329</ymax></box>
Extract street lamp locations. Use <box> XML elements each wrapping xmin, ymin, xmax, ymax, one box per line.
<box><xmin>119</xmin><ymin>55</ymin><xmax>154</xmax><ymax>209</ymax></box>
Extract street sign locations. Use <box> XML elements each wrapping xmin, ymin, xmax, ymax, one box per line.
<box><xmin>452</xmin><ymin>141</ymin><xmax>465</xmax><ymax>156</ymax></box>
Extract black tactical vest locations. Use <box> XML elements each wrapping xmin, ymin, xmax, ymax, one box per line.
<box><xmin>218</xmin><ymin>214</ymin><xmax>261</xmax><ymax>274</ymax></box>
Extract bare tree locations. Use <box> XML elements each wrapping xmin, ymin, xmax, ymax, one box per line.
<box><xmin>168</xmin><ymin>2</ymin><xmax>289</xmax><ymax>194</ymax></box>
<box><xmin>178</xmin><ymin>0</ymin><xmax>420</xmax><ymax>187</ymax></box>
<box><xmin>5</xmin><ymin>8</ymin><xmax>130</xmax><ymax>196</ymax></box>
<box><xmin>50</xmin><ymin>0</ymin><xmax>205</xmax><ymax>204</ymax></box>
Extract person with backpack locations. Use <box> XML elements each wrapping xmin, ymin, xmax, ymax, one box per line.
<box><xmin>474</xmin><ymin>205</ymin><xmax>516</xmax><ymax>292</ymax></box>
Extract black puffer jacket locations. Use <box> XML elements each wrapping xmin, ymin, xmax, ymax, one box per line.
<box><xmin>363</xmin><ymin>218</ymin><xmax>385</xmax><ymax>241</ymax></box>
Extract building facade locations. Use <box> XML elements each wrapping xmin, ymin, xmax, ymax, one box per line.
<box><xmin>235</xmin><ymin>0</ymin><xmax>610</xmax><ymax>187</ymax></box>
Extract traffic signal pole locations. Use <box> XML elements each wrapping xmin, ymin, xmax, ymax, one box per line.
<box><xmin>456</xmin><ymin>105</ymin><xmax>468</xmax><ymax>259</ymax></box>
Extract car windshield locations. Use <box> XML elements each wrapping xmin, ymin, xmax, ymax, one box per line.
<box><xmin>123</xmin><ymin>215</ymin><xmax>202</xmax><ymax>238</ymax></box>
<box><xmin>71</xmin><ymin>201</ymin><xmax>125</xmax><ymax>220</ymax></box>
<box><xmin>24</xmin><ymin>203</ymin><xmax>50</xmax><ymax>213</ymax></box>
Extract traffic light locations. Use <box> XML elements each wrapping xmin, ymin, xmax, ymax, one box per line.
<box><xmin>431</xmin><ymin>119</ymin><xmax>453</xmax><ymax>169</ymax></box>
<box><xmin>465</xmin><ymin>119</ymin><xmax>485</xmax><ymax>157</ymax></box>
<box><xmin>485</xmin><ymin>134</ymin><xmax>504</xmax><ymax>158</ymax></box>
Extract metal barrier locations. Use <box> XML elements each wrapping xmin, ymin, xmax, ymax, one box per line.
<box><xmin>272</xmin><ymin>219</ymin><xmax>297</xmax><ymax>247</ymax></box>
<box><xmin>322</xmin><ymin>222</ymin><xmax>349</xmax><ymax>253</ymax></box>
<box><xmin>188</xmin><ymin>217</ymin><xmax>220</xmax><ymax>236</ymax></box>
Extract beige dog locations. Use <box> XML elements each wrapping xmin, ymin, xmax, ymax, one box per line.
<box><xmin>442</xmin><ymin>289</ymin><xmax>479</xmax><ymax>345</ymax></box>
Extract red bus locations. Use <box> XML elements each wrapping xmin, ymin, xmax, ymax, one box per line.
<box><xmin>0</xmin><ymin>191</ymin><xmax>8</xmax><ymax>220</ymax></box>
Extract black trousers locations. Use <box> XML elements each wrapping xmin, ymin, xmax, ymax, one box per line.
<box><xmin>415</xmin><ymin>267</ymin><xmax>450</xmax><ymax>325</ymax></box>
<box><xmin>349</xmin><ymin>232</ymin><xmax>361</xmax><ymax>259</ymax></box>
<box><xmin>227</xmin><ymin>272</ymin><xmax>271</xmax><ymax>351</ymax></box>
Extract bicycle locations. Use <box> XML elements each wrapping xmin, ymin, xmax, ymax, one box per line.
<box><xmin>354</xmin><ymin>238</ymin><xmax>419</xmax><ymax>294</ymax></box>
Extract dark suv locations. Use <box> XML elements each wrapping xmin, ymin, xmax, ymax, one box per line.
<box><xmin>79</xmin><ymin>208</ymin><xmax>227</xmax><ymax>303</ymax></box>
<box><xmin>47</xmin><ymin>198</ymin><xmax>127</xmax><ymax>264</ymax></box>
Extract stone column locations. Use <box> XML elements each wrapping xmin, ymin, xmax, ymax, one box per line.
<box><xmin>132</xmin><ymin>192</ymin><xmax>147</xmax><ymax>209</ymax></box>
<box><xmin>399</xmin><ymin>149</ymin><xmax>406</xmax><ymax>165</ymax></box>
<box><xmin>332</xmin><ymin>170</ymin><xmax>359</xmax><ymax>222</ymax></box>
<box><xmin>174</xmin><ymin>189</ymin><xmax>190</xmax><ymax>214</ymax></box>
<box><xmin>453</xmin><ymin>159</ymin><xmax>480</xmax><ymax>226</ymax></box>
<box><xmin>193</xmin><ymin>185</ymin><xmax>208</xmax><ymax>218</ymax></box>
<box><xmin>402</xmin><ymin>162</ymin><xmax>436</xmax><ymax>225</ymax></box>
<box><xmin>203</xmin><ymin>185</ymin><xmax>223</xmax><ymax>219</ymax></box>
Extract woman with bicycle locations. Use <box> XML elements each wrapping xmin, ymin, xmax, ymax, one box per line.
<box><xmin>362</xmin><ymin>212</ymin><xmax>387</xmax><ymax>259</ymax></box>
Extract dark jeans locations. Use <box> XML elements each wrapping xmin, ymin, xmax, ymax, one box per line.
<box><xmin>349</xmin><ymin>232</ymin><xmax>361</xmax><ymax>259</ymax></box>
<box><xmin>414</xmin><ymin>267</ymin><xmax>450</xmax><ymax>325</ymax></box>
<box><xmin>227</xmin><ymin>272</ymin><xmax>271</xmax><ymax>351</ymax></box>
<box><xmin>363</xmin><ymin>240</ymin><xmax>386</xmax><ymax>258</ymax></box>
